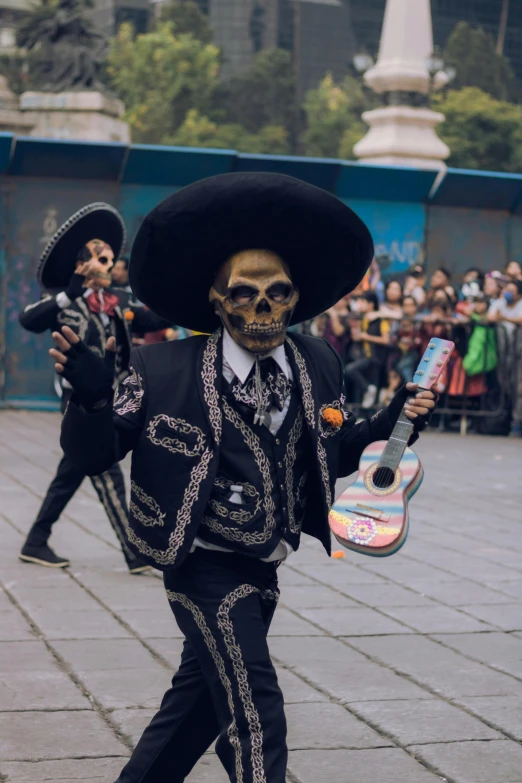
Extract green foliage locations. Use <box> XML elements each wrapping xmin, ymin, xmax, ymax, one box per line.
<box><xmin>106</xmin><ymin>22</ymin><xmax>220</xmax><ymax>144</ymax></box>
<box><xmin>301</xmin><ymin>73</ymin><xmax>370</xmax><ymax>159</ymax></box>
<box><xmin>167</xmin><ymin>109</ymin><xmax>290</xmax><ymax>154</ymax></box>
<box><xmin>433</xmin><ymin>87</ymin><xmax>522</xmax><ymax>172</ymax></box>
<box><xmin>155</xmin><ymin>1</ymin><xmax>213</xmax><ymax>43</ymax></box>
<box><xmin>444</xmin><ymin>21</ymin><xmax>520</xmax><ymax>102</ymax></box>
<box><xmin>215</xmin><ymin>48</ymin><xmax>297</xmax><ymax>135</ymax></box>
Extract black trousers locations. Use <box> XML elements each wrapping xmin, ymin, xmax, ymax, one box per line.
<box><xmin>25</xmin><ymin>392</ymin><xmax>135</xmax><ymax>567</ymax></box>
<box><xmin>116</xmin><ymin>549</ymin><xmax>287</xmax><ymax>783</ymax></box>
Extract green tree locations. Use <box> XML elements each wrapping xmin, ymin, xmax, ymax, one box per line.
<box><xmin>444</xmin><ymin>21</ymin><xmax>519</xmax><ymax>102</ymax></box>
<box><xmin>214</xmin><ymin>48</ymin><xmax>297</xmax><ymax>136</ymax></box>
<box><xmin>155</xmin><ymin>0</ymin><xmax>213</xmax><ymax>43</ymax></box>
<box><xmin>168</xmin><ymin>109</ymin><xmax>290</xmax><ymax>154</ymax></box>
<box><xmin>433</xmin><ymin>87</ymin><xmax>522</xmax><ymax>172</ymax></box>
<box><xmin>106</xmin><ymin>21</ymin><xmax>220</xmax><ymax>144</ymax></box>
<box><xmin>301</xmin><ymin>73</ymin><xmax>369</xmax><ymax>159</ymax></box>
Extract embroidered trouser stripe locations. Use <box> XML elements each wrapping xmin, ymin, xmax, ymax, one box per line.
<box><xmin>91</xmin><ymin>467</ymin><xmax>135</xmax><ymax>564</ymax></box>
<box><xmin>114</xmin><ymin>550</ymin><xmax>287</xmax><ymax>783</ymax></box>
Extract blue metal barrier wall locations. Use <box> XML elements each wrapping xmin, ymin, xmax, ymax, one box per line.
<box><xmin>2</xmin><ymin>133</ymin><xmax>522</xmax><ymax>407</ymax></box>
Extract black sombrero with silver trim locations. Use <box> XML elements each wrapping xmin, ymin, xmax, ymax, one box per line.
<box><xmin>130</xmin><ymin>172</ymin><xmax>374</xmax><ymax>332</ymax></box>
<box><xmin>37</xmin><ymin>202</ymin><xmax>126</xmax><ymax>294</ymax></box>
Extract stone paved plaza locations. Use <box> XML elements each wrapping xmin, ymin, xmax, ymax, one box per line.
<box><xmin>0</xmin><ymin>410</ymin><xmax>521</xmax><ymax>782</ymax></box>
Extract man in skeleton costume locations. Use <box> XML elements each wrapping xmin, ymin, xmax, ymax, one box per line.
<box><xmin>19</xmin><ymin>203</ymin><xmax>166</xmax><ymax>573</ymax></box>
<box><xmin>51</xmin><ymin>174</ymin><xmax>437</xmax><ymax>782</ymax></box>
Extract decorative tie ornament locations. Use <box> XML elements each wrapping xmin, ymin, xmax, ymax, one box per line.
<box><xmin>86</xmin><ymin>290</ymin><xmax>120</xmax><ymax>317</ymax></box>
<box><xmin>230</xmin><ymin>356</ymin><xmax>293</xmax><ymax>428</ymax></box>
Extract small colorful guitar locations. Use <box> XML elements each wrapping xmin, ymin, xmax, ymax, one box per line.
<box><xmin>329</xmin><ymin>337</ymin><xmax>455</xmax><ymax>557</ymax></box>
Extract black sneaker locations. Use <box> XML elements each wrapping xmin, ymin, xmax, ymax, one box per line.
<box><xmin>127</xmin><ymin>557</ymin><xmax>152</xmax><ymax>575</ymax></box>
<box><xmin>19</xmin><ymin>543</ymin><xmax>70</xmax><ymax>568</ymax></box>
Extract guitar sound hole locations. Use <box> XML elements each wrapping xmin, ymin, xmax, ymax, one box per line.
<box><xmin>372</xmin><ymin>467</ymin><xmax>396</xmax><ymax>489</ymax></box>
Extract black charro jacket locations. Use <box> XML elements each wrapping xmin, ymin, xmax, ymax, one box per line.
<box><xmin>61</xmin><ymin>330</ymin><xmax>404</xmax><ymax>571</ymax></box>
<box><xmin>19</xmin><ymin>289</ymin><xmax>167</xmax><ymax>381</ymax></box>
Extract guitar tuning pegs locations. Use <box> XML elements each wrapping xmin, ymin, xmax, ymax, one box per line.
<box><xmin>429</xmin><ymin>373</ymin><xmax>437</xmax><ymax>379</ymax></box>
<box><xmin>423</xmin><ymin>357</ymin><xmax>429</xmax><ymax>362</ymax></box>
<box><xmin>443</xmin><ymin>348</ymin><xmax>449</xmax><ymax>353</ymax></box>
<box><xmin>428</xmin><ymin>343</ymin><xmax>435</xmax><ymax>349</ymax></box>
<box><xmin>417</xmin><ymin>370</ymin><xmax>424</xmax><ymax>375</ymax></box>
<box><xmin>437</xmin><ymin>360</ymin><xmax>443</xmax><ymax>366</ymax></box>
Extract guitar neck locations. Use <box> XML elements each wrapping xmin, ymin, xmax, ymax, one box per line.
<box><xmin>379</xmin><ymin>407</ymin><xmax>414</xmax><ymax>471</ymax></box>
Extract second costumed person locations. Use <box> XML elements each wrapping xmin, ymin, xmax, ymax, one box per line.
<box><xmin>51</xmin><ymin>173</ymin><xmax>437</xmax><ymax>782</ymax></box>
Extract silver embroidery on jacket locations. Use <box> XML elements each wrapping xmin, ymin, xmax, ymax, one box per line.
<box><xmin>286</xmin><ymin>337</ymin><xmax>332</xmax><ymax>509</ymax></box>
<box><xmin>166</xmin><ymin>590</ymin><xmax>244</xmax><ymax>783</ymax></box>
<box><xmin>201</xmin><ymin>399</ymin><xmax>276</xmax><ymax>544</ymax></box>
<box><xmin>209</xmin><ymin>479</ymin><xmax>261</xmax><ymax>524</ymax></box>
<box><xmin>284</xmin><ymin>408</ymin><xmax>305</xmax><ymax>534</ymax></box>
<box><xmin>127</xmin><ymin>447</ymin><xmax>213</xmax><ymax>565</ymax></box>
<box><xmin>147</xmin><ymin>415</ymin><xmax>205</xmax><ymax>458</ymax></box>
<box><xmin>114</xmin><ymin>366</ymin><xmax>144</xmax><ymax>416</ymax></box>
<box><xmin>202</xmin><ymin>330</ymin><xmax>222</xmax><ymax>445</ymax></box>
<box><xmin>217</xmin><ymin>585</ymin><xmax>279</xmax><ymax>783</ymax></box>
<box><xmin>130</xmin><ymin>481</ymin><xmax>166</xmax><ymax>527</ymax></box>
<box><xmin>56</xmin><ymin>308</ymin><xmax>88</xmax><ymax>341</ymax></box>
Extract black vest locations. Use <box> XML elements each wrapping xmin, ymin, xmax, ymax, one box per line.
<box><xmin>198</xmin><ymin>384</ymin><xmax>312</xmax><ymax>557</ymax></box>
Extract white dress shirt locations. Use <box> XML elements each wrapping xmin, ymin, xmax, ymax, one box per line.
<box><xmin>192</xmin><ymin>328</ymin><xmax>295</xmax><ymax>562</ymax></box>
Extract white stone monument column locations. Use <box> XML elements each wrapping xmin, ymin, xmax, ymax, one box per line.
<box><xmin>354</xmin><ymin>0</ymin><xmax>450</xmax><ymax>169</ymax></box>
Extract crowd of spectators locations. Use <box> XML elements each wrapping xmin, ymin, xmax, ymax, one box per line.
<box><xmin>299</xmin><ymin>261</ymin><xmax>522</xmax><ymax>437</ymax></box>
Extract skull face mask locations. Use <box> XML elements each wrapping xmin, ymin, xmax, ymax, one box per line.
<box><xmin>79</xmin><ymin>239</ymin><xmax>114</xmax><ymax>289</ymax></box>
<box><xmin>209</xmin><ymin>250</ymin><xmax>299</xmax><ymax>353</ymax></box>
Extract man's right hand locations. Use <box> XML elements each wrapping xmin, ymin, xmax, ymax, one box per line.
<box><xmin>50</xmin><ymin>326</ymin><xmax>116</xmax><ymax>410</ymax></box>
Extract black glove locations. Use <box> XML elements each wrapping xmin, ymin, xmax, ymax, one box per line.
<box><xmin>387</xmin><ymin>384</ymin><xmax>438</xmax><ymax>433</ymax></box>
<box><xmin>60</xmin><ymin>339</ymin><xmax>115</xmax><ymax>410</ymax></box>
<box><xmin>64</xmin><ymin>273</ymin><xmax>86</xmax><ymax>303</ymax></box>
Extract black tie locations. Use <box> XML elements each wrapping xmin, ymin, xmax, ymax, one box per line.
<box><xmin>231</xmin><ymin>357</ymin><xmax>293</xmax><ymax>413</ymax></box>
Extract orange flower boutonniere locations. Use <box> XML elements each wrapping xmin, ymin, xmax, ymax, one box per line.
<box><xmin>322</xmin><ymin>407</ymin><xmax>343</xmax><ymax>430</ymax></box>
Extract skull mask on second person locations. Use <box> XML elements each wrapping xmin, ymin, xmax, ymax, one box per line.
<box><xmin>209</xmin><ymin>249</ymin><xmax>299</xmax><ymax>353</ymax></box>
<box><xmin>78</xmin><ymin>239</ymin><xmax>115</xmax><ymax>289</ymax></box>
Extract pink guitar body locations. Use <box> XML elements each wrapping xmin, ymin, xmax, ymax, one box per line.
<box><xmin>329</xmin><ymin>441</ymin><xmax>424</xmax><ymax>557</ymax></box>
<box><xmin>329</xmin><ymin>337</ymin><xmax>455</xmax><ymax>557</ymax></box>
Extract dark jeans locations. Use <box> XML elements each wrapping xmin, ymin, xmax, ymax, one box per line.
<box><xmin>116</xmin><ymin>549</ymin><xmax>286</xmax><ymax>783</ymax></box>
<box><xmin>344</xmin><ymin>357</ymin><xmax>380</xmax><ymax>403</ymax></box>
<box><xmin>24</xmin><ymin>390</ymin><xmax>135</xmax><ymax>566</ymax></box>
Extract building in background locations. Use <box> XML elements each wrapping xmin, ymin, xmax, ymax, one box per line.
<box><xmin>351</xmin><ymin>0</ymin><xmax>522</xmax><ymax>82</ymax></box>
<box><xmin>92</xmin><ymin>0</ymin><xmax>150</xmax><ymax>35</ymax></box>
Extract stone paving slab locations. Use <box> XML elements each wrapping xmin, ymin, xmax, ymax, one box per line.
<box><xmin>287</xmin><ymin>748</ymin><xmax>443</xmax><ymax>782</ymax></box>
<box><xmin>285</xmin><ymin>702</ymin><xmax>391</xmax><ymax>750</ymax></box>
<box><xmin>409</xmin><ymin>740</ymin><xmax>522</xmax><ymax>783</ymax></box>
<box><xmin>297</xmin><ymin>606</ymin><xmax>416</xmax><ymax>636</ymax></box>
<box><xmin>0</xmin><ymin>758</ymin><xmax>127</xmax><ymax>782</ymax></box>
<box><xmin>431</xmin><ymin>631</ymin><xmax>522</xmax><ymax>679</ymax></box>
<box><xmin>0</xmin><ymin>711</ymin><xmax>128</xmax><ymax>761</ymax></box>
<box><xmin>1</xmin><ymin>412</ymin><xmax>522</xmax><ymax>783</ymax></box>
<box><xmin>456</xmin><ymin>696</ymin><xmax>522</xmax><ymax>741</ymax></box>
<box><xmin>350</xmin><ymin>634</ymin><xmax>522</xmax><ymax>698</ymax></box>
<box><xmin>379</xmin><ymin>604</ymin><xmax>494</xmax><ymax>633</ymax></box>
<box><xmin>110</xmin><ymin>708</ymin><xmax>156</xmax><ymax>747</ymax></box>
<box><xmin>350</xmin><ymin>698</ymin><xmax>502</xmax><ymax>745</ymax></box>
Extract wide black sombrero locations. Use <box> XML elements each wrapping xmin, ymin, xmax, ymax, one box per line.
<box><xmin>37</xmin><ymin>202</ymin><xmax>126</xmax><ymax>294</ymax></box>
<box><xmin>130</xmin><ymin>173</ymin><xmax>373</xmax><ymax>332</ymax></box>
